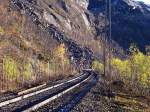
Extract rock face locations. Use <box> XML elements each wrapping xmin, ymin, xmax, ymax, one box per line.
<box><xmin>11</xmin><ymin>0</ymin><xmax>150</xmax><ymax>55</ymax></box>
<box><xmin>88</xmin><ymin>0</ymin><xmax>150</xmax><ymax>52</ymax></box>
<box><xmin>111</xmin><ymin>0</ymin><xmax>150</xmax><ymax>51</ymax></box>
<box><xmin>75</xmin><ymin>0</ymin><xmax>89</xmax><ymax>9</ymax></box>
<box><xmin>11</xmin><ymin>0</ymin><xmax>95</xmax><ymax>70</ymax></box>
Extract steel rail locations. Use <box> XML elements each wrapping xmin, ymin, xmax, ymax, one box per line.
<box><xmin>0</xmin><ymin>73</ymin><xmax>87</xmax><ymax>107</ymax></box>
<box><xmin>23</xmin><ymin>74</ymin><xmax>91</xmax><ymax>112</ymax></box>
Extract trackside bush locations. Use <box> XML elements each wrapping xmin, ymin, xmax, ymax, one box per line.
<box><xmin>111</xmin><ymin>47</ymin><xmax>150</xmax><ymax>87</ymax></box>
<box><xmin>92</xmin><ymin>60</ymin><xmax>104</xmax><ymax>74</ymax></box>
<box><xmin>3</xmin><ymin>56</ymin><xmax>19</xmax><ymax>80</ymax></box>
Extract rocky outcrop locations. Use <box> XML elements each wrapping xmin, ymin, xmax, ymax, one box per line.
<box><xmin>11</xmin><ymin>0</ymin><xmax>150</xmax><ymax>65</ymax></box>
<box><xmin>88</xmin><ymin>0</ymin><xmax>150</xmax><ymax>52</ymax></box>
<box><xmin>11</xmin><ymin>0</ymin><xmax>94</xmax><ymax>70</ymax></box>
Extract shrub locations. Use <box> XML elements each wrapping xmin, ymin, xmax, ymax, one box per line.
<box><xmin>92</xmin><ymin>60</ymin><xmax>104</xmax><ymax>74</ymax></box>
<box><xmin>0</xmin><ymin>26</ymin><xmax>5</xmax><ymax>35</ymax></box>
<box><xmin>22</xmin><ymin>62</ymin><xmax>33</xmax><ymax>80</ymax></box>
<box><xmin>54</xmin><ymin>43</ymin><xmax>65</xmax><ymax>58</ymax></box>
<box><xmin>130</xmin><ymin>51</ymin><xmax>150</xmax><ymax>87</ymax></box>
<box><xmin>3</xmin><ymin>56</ymin><xmax>19</xmax><ymax>80</ymax></box>
<box><xmin>111</xmin><ymin>47</ymin><xmax>150</xmax><ymax>87</ymax></box>
<box><xmin>111</xmin><ymin>58</ymin><xmax>131</xmax><ymax>78</ymax></box>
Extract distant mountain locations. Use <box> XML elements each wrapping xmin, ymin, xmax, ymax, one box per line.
<box><xmin>88</xmin><ymin>0</ymin><xmax>150</xmax><ymax>52</ymax></box>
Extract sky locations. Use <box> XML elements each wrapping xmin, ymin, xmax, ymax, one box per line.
<box><xmin>134</xmin><ymin>0</ymin><xmax>150</xmax><ymax>4</ymax></box>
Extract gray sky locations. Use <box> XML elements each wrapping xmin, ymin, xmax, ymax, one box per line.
<box><xmin>134</xmin><ymin>0</ymin><xmax>150</xmax><ymax>4</ymax></box>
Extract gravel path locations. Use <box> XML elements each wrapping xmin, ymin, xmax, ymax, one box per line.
<box><xmin>71</xmin><ymin>77</ymin><xmax>114</xmax><ymax>112</ymax></box>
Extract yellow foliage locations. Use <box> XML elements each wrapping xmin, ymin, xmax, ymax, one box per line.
<box><xmin>0</xmin><ymin>26</ymin><xmax>5</xmax><ymax>35</ymax></box>
<box><xmin>54</xmin><ymin>43</ymin><xmax>65</xmax><ymax>58</ymax></box>
<box><xmin>64</xmin><ymin>58</ymin><xmax>70</xmax><ymax>65</ymax></box>
<box><xmin>51</xmin><ymin>44</ymin><xmax>71</xmax><ymax>74</ymax></box>
<box><xmin>92</xmin><ymin>60</ymin><xmax>104</xmax><ymax>74</ymax></box>
<box><xmin>3</xmin><ymin>56</ymin><xmax>34</xmax><ymax>81</ymax></box>
<box><xmin>111</xmin><ymin>58</ymin><xmax>131</xmax><ymax>78</ymax></box>
<box><xmin>111</xmin><ymin>49</ymin><xmax>150</xmax><ymax>87</ymax></box>
<box><xmin>131</xmin><ymin>52</ymin><xmax>150</xmax><ymax>86</ymax></box>
<box><xmin>22</xmin><ymin>62</ymin><xmax>32</xmax><ymax>80</ymax></box>
<box><xmin>3</xmin><ymin>56</ymin><xmax>20</xmax><ymax>80</ymax></box>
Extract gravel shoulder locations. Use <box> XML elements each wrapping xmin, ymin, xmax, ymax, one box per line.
<box><xmin>72</xmin><ymin>76</ymin><xmax>150</xmax><ymax>112</ymax></box>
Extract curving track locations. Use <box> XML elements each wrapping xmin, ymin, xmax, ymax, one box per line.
<box><xmin>0</xmin><ymin>1</ymin><xmax>100</xmax><ymax>111</ymax></box>
<box><xmin>0</xmin><ymin>71</ymin><xmax>98</xmax><ymax>112</ymax></box>
<box><xmin>36</xmin><ymin>71</ymin><xmax>98</xmax><ymax>112</ymax></box>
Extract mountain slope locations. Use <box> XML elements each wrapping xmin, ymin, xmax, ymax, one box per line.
<box><xmin>0</xmin><ymin>0</ymin><xmax>149</xmax><ymax>111</ymax></box>
<box><xmin>88</xmin><ymin>0</ymin><xmax>150</xmax><ymax>52</ymax></box>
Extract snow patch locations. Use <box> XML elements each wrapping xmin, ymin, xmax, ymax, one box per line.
<box><xmin>123</xmin><ymin>0</ymin><xmax>139</xmax><ymax>7</ymax></box>
<box><xmin>133</xmin><ymin>6</ymin><xmax>136</xmax><ymax>9</ymax></box>
<box><xmin>122</xmin><ymin>0</ymin><xmax>150</xmax><ymax>13</ymax></box>
<box><xmin>147</xmin><ymin>7</ymin><xmax>150</xmax><ymax>11</ymax></box>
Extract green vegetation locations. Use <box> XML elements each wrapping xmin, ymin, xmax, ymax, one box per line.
<box><xmin>0</xmin><ymin>26</ymin><xmax>4</xmax><ymax>35</ymax></box>
<box><xmin>2</xmin><ymin>42</ymin><xmax>73</xmax><ymax>91</ymax></box>
<box><xmin>111</xmin><ymin>58</ymin><xmax>131</xmax><ymax>79</ymax></box>
<box><xmin>111</xmin><ymin>46</ymin><xmax>150</xmax><ymax>87</ymax></box>
<box><xmin>92</xmin><ymin>60</ymin><xmax>104</xmax><ymax>74</ymax></box>
<box><xmin>22</xmin><ymin>62</ymin><xmax>33</xmax><ymax>80</ymax></box>
<box><xmin>3</xmin><ymin>56</ymin><xmax>33</xmax><ymax>80</ymax></box>
<box><xmin>0</xmin><ymin>0</ymin><xmax>74</xmax><ymax>92</ymax></box>
<box><xmin>53</xmin><ymin>43</ymin><xmax>71</xmax><ymax>74</ymax></box>
<box><xmin>54</xmin><ymin>43</ymin><xmax>66</xmax><ymax>58</ymax></box>
<box><xmin>3</xmin><ymin>56</ymin><xmax>19</xmax><ymax>80</ymax></box>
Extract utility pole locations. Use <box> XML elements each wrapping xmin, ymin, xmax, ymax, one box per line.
<box><xmin>104</xmin><ymin>0</ymin><xmax>111</xmax><ymax>77</ymax></box>
<box><xmin>103</xmin><ymin>0</ymin><xmax>108</xmax><ymax>76</ymax></box>
<box><xmin>108</xmin><ymin>0</ymin><xmax>112</xmax><ymax>77</ymax></box>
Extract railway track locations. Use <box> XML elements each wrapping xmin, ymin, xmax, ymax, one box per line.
<box><xmin>0</xmin><ymin>71</ymin><xmax>96</xmax><ymax>112</ymax></box>
<box><xmin>0</xmin><ymin>1</ymin><xmax>99</xmax><ymax>111</ymax></box>
<box><xmin>36</xmin><ymin>72</ymin><xmax>98</xmax><ymax>112</ymax></box>
<box><xmin>0</xmin><ymin>73</ymin><xmax>85</xmax><ymax>103</ymax></box>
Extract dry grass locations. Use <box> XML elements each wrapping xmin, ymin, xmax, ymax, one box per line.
<box><xmin>0</xmin><ymin>0</ymin><xmax>76</xmax><ymax>92</ymax></box>
<box><xmin>113</xmin><ymin>94</ymin><xmax>150</xmax><ymax>112</ymax></box>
